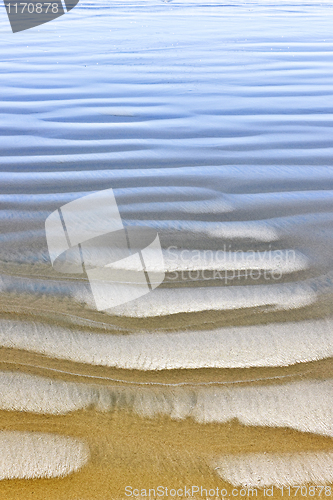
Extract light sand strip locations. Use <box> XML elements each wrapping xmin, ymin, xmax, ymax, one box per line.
<box><xmin>75</xmin><ymin>281</ymin><xmax>316</xmax><ymax>317</ymax></box>
<box><xmin>1</xmin><ymin>317</ymin><xmax>332</xmax><ymax>369</ymax></box>
<box><xmin>1</xmin><ymin>371</ymin><xmax>333</xmax><ymax>438</ymax></box>
<box><xmin>214</xmin><ymin>451</ymin><xmax>333</xmax><ymax>488</ymax></box>
<box><xmin>0</xmin><ymin>431</ymin><xmax>89</xmax><ymax>480</ymax></box>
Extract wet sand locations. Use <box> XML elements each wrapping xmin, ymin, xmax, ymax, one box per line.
<box><xmin>1</xmin><ymin>0</ymin><xmax>333</xmax><ymax>496</ymax></box>
<box><xmin>0</xmin><ymin>409</ymin><xmax>333</xmax><ymax>500</ymax></box>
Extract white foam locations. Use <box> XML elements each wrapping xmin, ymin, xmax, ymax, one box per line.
<box><xmin>2</xmin><ymin>370</ymin><xmax>333</xmax><ymax>441</ymax></box>
<box><xmin>0</xmin><ymin>431</ymin><xmax>89</xmax><ymax>480</ymax></box>
<box><xmin>2</xmin><ymin>367</ymin><xmax>333</xmax><ymax>446</ymax></box>
<box><xmin>126</xmin><ymin>219</ymin><xmax>279</xmax><ymax>242</ymax></box>
<box><xmin>2</xmin><ymin>370</ymin><xmax>333</xmax><ymax>442</ymax></box>
<box><xmin>214</xmin><ymin>452</ymin><xmax>333</xmax><ymax>488</ymax></box>
<box><xmin>124</xmin><ymin>380</ymin><xmax>333</xmax><ymax>439</ymax></box>
<box><xmin>104</xmin><ymin>282</ymin><xmax>316</xmax><ymax>317</ymax></box>
<box><xmin>120</xmin><ymin>197</ymin><xmax>234</xmax><ymax>215</ymax></box>
<box><xmin>0</xmin><ymin>371</ymin><xmax>97</xmax><ymax>415</ymax></box>
<box><xmin>189</xmin><ymin>381</ymin><xmax>333</xmax><ymax>437</ymax></box>
<box><xmin>72</xmin><ymin>277</ymin><xmax>317</xmax><ymax>318</ymax></box>
<box><xmin>1</xmin><ymin>317</ymin><xmax>333</xmax><ymax>370</ymax></box>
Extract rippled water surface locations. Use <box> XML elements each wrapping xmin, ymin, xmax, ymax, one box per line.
<box><xmin>1</xmin><ymin>0</ymin><xmax>333</xmax><ymax>498</ymax></box>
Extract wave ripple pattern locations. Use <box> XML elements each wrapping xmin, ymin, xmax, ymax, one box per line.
<box><xmin>1</xmin><ymin>0</ymin><xmax>333</xmax><ymax>496</ymax></box>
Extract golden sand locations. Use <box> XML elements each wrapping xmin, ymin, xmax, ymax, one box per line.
<box><xmin>0</xmin><ymin>408</ymin><xmax>332</xmax><ymax>500</ymax></box>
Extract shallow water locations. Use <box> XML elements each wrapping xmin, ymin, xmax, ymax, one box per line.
<box><xmin>1</xmin><ymin>0</ymin><xmax>333</xmax><ymax>497</ymax></box>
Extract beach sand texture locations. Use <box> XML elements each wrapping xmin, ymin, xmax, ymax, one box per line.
<box><xmin>1</xmin><ymin>0</ymin><xmax>333</xmax><ymax>497</ymax></box>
